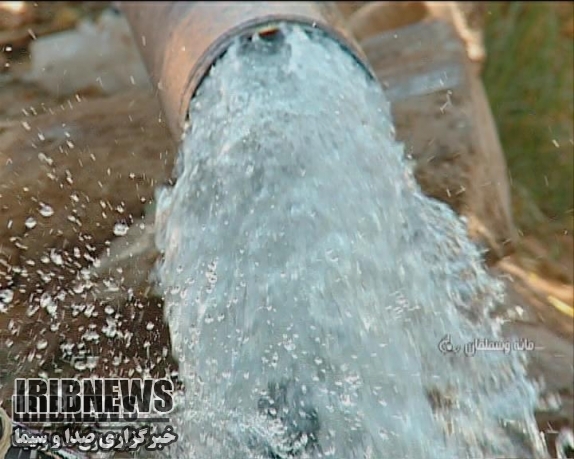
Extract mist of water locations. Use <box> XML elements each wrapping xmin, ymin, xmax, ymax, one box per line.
<box><xmin>154</xmin><ymin>24</ymin><xmax>548</xmax><ymax>458</ymax></box>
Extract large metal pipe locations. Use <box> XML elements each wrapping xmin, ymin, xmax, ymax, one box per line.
<box><xmin>120</xmin><ymin>1</ymin><xmax>375</xmax><ymax>140</ymax></box>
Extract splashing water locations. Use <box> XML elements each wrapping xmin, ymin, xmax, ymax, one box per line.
<box><xmin>154</xmin><ymin>25</ymin><xmax>548</xmax><ymax>458</ymax></box>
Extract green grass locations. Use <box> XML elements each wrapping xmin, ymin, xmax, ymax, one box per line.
<box><xmin>483</xmin><ymin>2</ymin><xmax>573</xmax><ymax>236</ymax></box>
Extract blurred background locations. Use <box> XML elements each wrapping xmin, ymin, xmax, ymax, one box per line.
<box><xmin>483</xmin><ymin>1</ymin><xmax>573</xmax><ymax>277</ymax></box>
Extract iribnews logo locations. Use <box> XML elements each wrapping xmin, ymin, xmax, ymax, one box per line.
<box><xmin>12</xmin><ymin>378</ymin><xmax>174</xmax><ymax>423</ymax></box>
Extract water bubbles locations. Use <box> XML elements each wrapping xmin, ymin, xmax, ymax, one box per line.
<box><xmin>39</xmin><ymin>202</ymin><xmax>54</xmax><ymax>217</ymax></box>
<box><xmin>113</xmin><ymin>222</ymin><xmax>129</xmax><ymax>236</ymax></box>
<box><xmin>25</xmin><ymin>217</ymin><xmax>37</xmax><ymax>229</ymax></box>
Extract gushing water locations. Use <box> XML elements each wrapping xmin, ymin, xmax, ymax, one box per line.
<box><xmin>154</xmin><ymin>25</ymin><xmax>547</xmax><ymax>458</ymax></box>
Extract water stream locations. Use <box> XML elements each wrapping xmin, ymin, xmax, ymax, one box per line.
<box><xmin>154</xmin><ymin>24</ymin><xmax>548</xmax><ymax>458</ymax></box>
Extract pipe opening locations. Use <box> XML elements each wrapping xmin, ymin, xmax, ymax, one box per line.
<box><xmin>183</xmin><ymin>21</ymin><xmax>376</xmax><ymax>135</ymax></box>
<box><xmin>121</xmin><ymin>2</ymin><xmax>375</xmax><ymax>140</ymax></box>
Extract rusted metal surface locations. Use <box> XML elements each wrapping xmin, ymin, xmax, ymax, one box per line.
<box><xmin>120</xmin><ymin>1</ymin><xmax>374</xmax><ymax>140</ymax></box>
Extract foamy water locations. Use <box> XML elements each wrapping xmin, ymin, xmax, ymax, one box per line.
<box><xmin>154</xmin><ymin>24</ymin><xmax>548</xmax><ymax>458</ymax></box>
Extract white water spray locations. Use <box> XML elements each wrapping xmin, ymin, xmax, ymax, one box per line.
<box><xmin>155</xmin><ymin>24</ymin><xmax>547</xmax><ymax>458</ymax></box>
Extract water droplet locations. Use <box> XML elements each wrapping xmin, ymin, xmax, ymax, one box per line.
<box><xmin>82</xmin><ymin>330</ymin><xmax>100</xmax><ymax>342</ymax></box>
<box><xmin>50</xmin><ymin>249</ymin><xmax>63</xmax><ymax>266</ymax></box>
<box><xmin>74</xmin><ymin>360</ymin><xmax>87</xmax><ymax>371</ymax></box>
<box><xmin>40</xmin><ymin>293</ymin><xmax>57</xmax><ymax>317</ymax></box>
<box><xmin>39</xmin><ymin>203</ymin><xmax>54</xmax><ymax>217</ymax></box>
<box><xmin>146</xmin><ymin>322</ymin><xmax>155</xmax><ymax>331</ymax></box>
<box><xmin>103</xmin><ymin>278</ymin><xmax>120</xmax><ymax>292</ymax></box>
<box><xmin>25</xmin><ymin>217</ymin><xmax>37</xmax><ymax>229</ymax></box>
<box><xmin>86</xmin><ymin>356</ymin><xmax>98</xmax><ymax>370</ymax></box>
<box><xmin>0</xmin><ymin>289</ymin><xmax>14</xmax><ymax>305</ymax></box>
<box><xmin>113</xmin><ymin>222</ymin><xmax>129</xmax><ymax>236</ymax></box>
<box><xmin>36</xmin><ymin>339</ymin><xmax>48</xmax><ymax>350</ymax></box>
<box><xmin>38</xmin><ymin>152</ymin><xmax>53</xmax><ymax>165</ymax></box>
<box><xmin>26</xmin><ymin>304</ymin><xmax>40</xmax><ymax>317</ymax></box>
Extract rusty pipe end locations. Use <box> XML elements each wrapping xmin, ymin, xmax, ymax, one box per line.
<box><xmin>120</xmin><ymin>2</ymin><xmax>374</xmax><ymax>141</ymax></box>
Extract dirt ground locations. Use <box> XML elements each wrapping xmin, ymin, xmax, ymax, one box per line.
<box><xmin>0</xmin><ymin>1</ymin><xmax>572</xmax><ymax>457</ymax></box>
